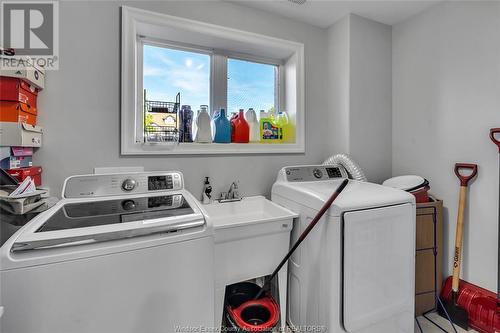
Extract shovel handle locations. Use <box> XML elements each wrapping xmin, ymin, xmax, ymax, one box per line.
<box><xmin>452</xmin><ymin>186</ymin><xmax>468</xmax><ymax>292</ymax></box>
<box><xmin>490</xmin><ymin>128</ymin><xmax>500</xmax><ymax>152</ymax></box>
<box><xmin>452</xmin><ymin>164</ymin><xmax>477</xmax><ymax>293</ymax></box>
<box><xmin>454</xmin><ymin>163</ymin><xmax>478</xmax><ymax>187</ymax></box>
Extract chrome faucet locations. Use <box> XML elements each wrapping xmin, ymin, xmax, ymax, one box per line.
<box><xmin>218</xmin><ymin>181</ymin><xmax>242</xmax><ymax>202</ymax></box>
<box><xmin>227</xmin><ymin>181</ymin><xmax>239</xmax><ymax>200</ymax></box>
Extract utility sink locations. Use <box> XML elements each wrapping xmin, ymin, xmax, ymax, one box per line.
<box><xmin>201</xmin><ymin>195</ymin><xmax>298</xmax><ymax>231</ymax></box>
<box><xmin>203</xmin><ymin>196</ymin><xmax>298</xmax><ymax>331</ymax></box>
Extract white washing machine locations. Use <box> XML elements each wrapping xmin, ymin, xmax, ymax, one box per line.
<box><xmin>0</xmin><ymin>171</ymin><xmax>214</xmax><ymax>333</ymax></box>
<box><xmin>272</xmin><ymin>165</ymin><xmax>416</xmax><ymax>333</ymax></box>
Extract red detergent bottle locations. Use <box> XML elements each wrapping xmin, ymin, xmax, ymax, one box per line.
<box><xmin>231</xmin><ymin>109</ymin><xmax>250</xmax><ymax>143</ymax></box>
<box><xmin>230</xmin><ymin>112</ymin><xmax>238</xmax><ymax>142</ymax></box>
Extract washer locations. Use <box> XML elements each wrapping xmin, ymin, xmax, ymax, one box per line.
<box><xmin>272</xmin><ymin>165</ymin><xmax>416</xmax><ymax>333</ymax></box>
<box><xmin>0</xmin><ymin>171</ymin><xmax>214</xmax><ymax>333</ymax></box>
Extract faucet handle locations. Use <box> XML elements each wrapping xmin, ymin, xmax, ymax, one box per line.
<box><xmin>219</xmin><ymin>192</ymin><xmax>228</xmax><ymax>201</ymax></box>
<box><xmin>231</xmin><ymin>181</ymin><xmax>240</xmax><ymax>199</ymax></box>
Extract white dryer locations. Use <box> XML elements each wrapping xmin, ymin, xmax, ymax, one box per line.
<box><xmin>0</xmin><ymin>171</ymin><xmax>214</xmax><ymax>333</ymax></box>
<box><xmin>272</xmin><ymin>165</ymin><xmax>416</xmax><ymax>333</ymax></box>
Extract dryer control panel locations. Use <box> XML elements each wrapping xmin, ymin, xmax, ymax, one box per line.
<box><xmin>281</xmin><ymin>165</ymin><xmax>348</xmax><ymax>182</ymax></box>
<box><xmin>63</xmin><ymin>171</ymin><xmax>184</xmax><ymax>198</ymax></box>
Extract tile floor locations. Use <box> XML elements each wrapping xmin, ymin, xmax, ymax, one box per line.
<box><xmin>281</xmin><ymin>312</ymin><xmax>477</xmax><ymax>333</ymax></box>
<box><xmin>415</xmin><ymin>312</ymin><xmax>477</xmax><ymax>333</ymax></box>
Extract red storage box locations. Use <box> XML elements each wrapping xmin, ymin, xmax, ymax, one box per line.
<box><xmin>0</xmin><ymin>101</ymin><xmax>37</xmax><ymax>125</ymax></box>
<box><xmin>6</xmin><ymin>166</ymin><xmax>42</xmax><ymax>186</ymax></box>
<box><xmin>0</xmin><ymin>77</ymin><xmax>38</xmax><ymax>108</ymax></box>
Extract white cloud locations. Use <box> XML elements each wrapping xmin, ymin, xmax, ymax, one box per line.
<box><xmin>170</xmin><ymin>67</ymin><xmax>209</xmax><ymax>94</ymax></box>
<box><xmin>144</xmin><ymin>46</ymin><xmax>210</xmax><ymax>104</ymax></box>
<box><xmin>143</xmin><ymin>66</ymin><xmax>167</xmax><ymax>77</ymax></box>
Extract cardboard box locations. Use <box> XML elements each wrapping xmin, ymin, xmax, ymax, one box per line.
<box><xmin>7</xmin><ymin>166</ymin><xmax>42</xmax><ymax>186</ymax></box>
<box><xmin>0</xmin><ymin>147</ymin><xmax>32</xmax><ymax>169</ymax></box>
<box><xmin>0</xmin><ymin>77</ymin><xmax>38</xmax><ymax>108</ymax></box>
<box><xmin>0</xmin><ymin>101</ymin><xmax>37</xmax><ymax>125</ymax></box>
<box><xmin>11</xmin><ymin>146</ymin><xmax>33</xmax><ymax>157</ymax></box>
<box><xmin>415</xmin><ymin>198</ymin><xmax>443</xmax><ymax>315</ymax></box>
<box><xmin>0</xmin><ymin>57</ymin><xmax>45</xmax><ymax>90</ymax></box>
<box><xmin>0</xmin><ymin>122</ymin><xmax>42</xmax><ymax>147</ymax></box>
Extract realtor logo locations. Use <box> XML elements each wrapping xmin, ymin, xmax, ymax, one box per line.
<box><xmin>1</xmin><ymin>1</ymin><xmax>59</xmax><ymax>69</ymax></box>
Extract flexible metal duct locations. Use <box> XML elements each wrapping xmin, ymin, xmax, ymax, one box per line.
<box><xmin>323</xmin><ymin>154</ymin><xmax>367</xmax><ymax>182</ymax></box>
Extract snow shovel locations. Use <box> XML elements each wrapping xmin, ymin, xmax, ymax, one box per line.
<box><xmin>440</xmin><ymin>277</ymin><xmax>497</xmax><ymax>332</ymax></box>
<box><xmin>438</xmin><ymin>163</ymin><xmax>478</xmax><ymax>330</ymax></box>
<box><xmin>460</xmin><ymin>128</ymin><xmax>500</xmax><ymax>333</ymax></box>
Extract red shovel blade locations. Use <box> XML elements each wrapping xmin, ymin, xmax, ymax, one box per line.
<box><xmin>441</xmin><ymin>276</ymin><xmax>500</xmax><ymax>332</ymax></box>
<box><xmin>469</xmin><ymin>297</ymin><xmax>500</xmax><ymax>333</ymax></box>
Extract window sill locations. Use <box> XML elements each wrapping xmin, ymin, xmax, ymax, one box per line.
<box><xmin>121</xmin><ymin>142</ymin><xmax>305</xmax><ymax>155</ymax></box>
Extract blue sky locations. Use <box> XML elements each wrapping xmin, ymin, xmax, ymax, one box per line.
<box><xmin>143</xmin><ymin>44</ymin><xmax>275</xmax><ymax>114</ymax></box>
<box><xmin>227</xmin><ymin>58</ymin><xmax>275</xmax><ymax>113</ymax></box>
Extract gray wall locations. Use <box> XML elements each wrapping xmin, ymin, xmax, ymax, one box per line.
<box><xmin>326</xmin><ymin>16</ymin><xmax>350</xmax><ymax>154</ymax></box>
<box><xmin>326</xmin><ymin>14</ymin><xmax>392</xmax><ymax>183</ymax></box>
<box><xmin>349</xmin><ymin>15</ymin><xmax>392</xmax><ymax>183</ymax></box>
<box><xmin>35</xmin><ymin>1</ymin><xmax>332</xmax><ymax>199</ymax></box>
<box><xmin>393</xmin><ymin>1</ymin><xmax>500</xmax><ymax>290</ymax></box>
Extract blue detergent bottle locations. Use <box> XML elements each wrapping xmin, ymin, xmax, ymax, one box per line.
<box><xmin>213</xmin><ymin>108</ymin><xmax>231</xmax><ymax>143</ymax></box>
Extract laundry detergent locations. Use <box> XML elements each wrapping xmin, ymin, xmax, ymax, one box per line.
<box><xmin>213</xmin><ymin>108</ymin><xmax>231</xmax><ymax>143</ymax></box>
<box><xmin>245</xmin><ymin>108</ymin><xmax>260</xmax><ymax>142</ymax></box>
<box><xmin>231</xmin><ymin>109</ymin><xmax>249</xmax><ymax>143</ymax></box>
<box><xmin>260</xmin><ymin>110</ymin><xmax>280</xmax><ymax>143</ymax></box>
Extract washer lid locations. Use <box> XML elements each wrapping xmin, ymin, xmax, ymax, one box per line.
<box><xmin>37</xmin><ymin>194</ymin><xmax>193</xmax><ymax>232</ymax></box>
<box><xmin>11</xmin><ymin>193</ymin><xmax>205</xmax><ymax>252</ymax></box>
<box><xmin>272</xmin><ymin>180</ymin><xmax>414</xmax><ymax>216</ymax></box>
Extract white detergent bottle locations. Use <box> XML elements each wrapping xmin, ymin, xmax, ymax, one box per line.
<box><xmin>245</xmin><ymin>108</ymin><xmax>260</xmax><ymax>142</ymax></box>
<box><xmin>192</xmin><ymin>109</ymin><xmax>201</xmax><ymax>140</ymax></box>
<box><xmin>195</xmin><ymin>107</ymin><xmax>212</xmax><ymax>143</ymax></box>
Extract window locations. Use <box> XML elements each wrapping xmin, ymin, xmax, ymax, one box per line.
<box><xmin>142</xmin><ymin>44</ymin><xmax>278</xmax><ymax>118</ymax></box>
<box><xmin>121</xmin><ymin>6</ymin><xmax>304</xmax><ymax>154</ymax></box>
<box><xmin>143</xmin><ymin>44</ymin><xmax>210</xmax><ymax>113</ymax></box>
<box><xmin>227</xmin><ymin>58</ymin><xmax>277</xmax><ymax>115</ymax></box>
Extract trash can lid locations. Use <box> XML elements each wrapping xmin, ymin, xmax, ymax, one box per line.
<box><xmin>382</xmin><ymin>175</ymin><xmax>428</xmax><ymax>192</ymax></box>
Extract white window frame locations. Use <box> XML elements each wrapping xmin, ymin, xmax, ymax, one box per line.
<box><xmin>121</xmin><ymin>6</ymin><xmax>304</xmax><ymax>155</ymax></box>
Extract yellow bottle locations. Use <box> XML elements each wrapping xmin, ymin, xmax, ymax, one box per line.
<box><xmin>277</xmin><ymin>111</ymin><xmax>294</xmax><ymax>143</ymax></box>
<box><xmin>259</xmin><ymin>110</ymin><xmax>280</xmax><ymax>143</ymax></box>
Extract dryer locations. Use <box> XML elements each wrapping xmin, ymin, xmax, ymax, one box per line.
<box><xmin>272</xmin><ymin>165</ymin><xmax>416</xmax><ymax>333</ymax></box>
<box><xmin>0</xmin><ymin>171</ymin><xmax>214</xmax><ymax>333</ymax></box>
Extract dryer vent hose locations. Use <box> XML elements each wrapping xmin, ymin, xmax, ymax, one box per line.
<box><xmin>323</xmin><ymin>154</ymin><xmax>367</xmax><ymax>182</ymax></box>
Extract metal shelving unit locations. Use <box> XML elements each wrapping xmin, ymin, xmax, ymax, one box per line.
<box><xmin>143</xmin><ymin>91</ymin><xmax>180</xmax><ymax>144</ymax></box>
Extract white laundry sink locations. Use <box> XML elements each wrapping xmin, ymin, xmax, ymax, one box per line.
<box><xmin>202</xmin><ymin>195</ymin><xmax>298</xmax><ymax>232</ymax></box>
<box><xmin>201</xmin><ymin>196</ymin><xmax>297</xmax><ymax>330</ymax></box>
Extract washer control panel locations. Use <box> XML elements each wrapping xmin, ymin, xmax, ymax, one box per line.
<box><xmin>283</xmin><ymin>165</ymin><xmax>348</xmax><ymax>182</ymax></box>
<box><xmin>63</xmin><ymin>171</ymin><xmax>184</xmax><ymax>198</ymax></box>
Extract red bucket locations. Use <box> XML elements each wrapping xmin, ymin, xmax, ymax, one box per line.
<box><xmin>224</xmin><ymin>282</ymin><xmax>280</xmax><ymax>332</ymax></box>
